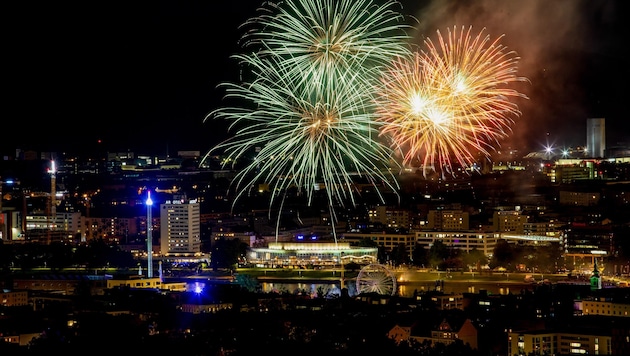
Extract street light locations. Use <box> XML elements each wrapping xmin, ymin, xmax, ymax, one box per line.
<box><xmin>146</xmin><ymin>190</ymin><xmax>153</xmax><ymax>278</ymax></box>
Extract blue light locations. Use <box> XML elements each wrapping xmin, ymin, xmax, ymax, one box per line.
<box><xmin>146</xmin><ymin>190</ymin><xmax>153</xmax><ymax>206</ymax></box>
<box><xmin>194</xmin><ymin>282</ymin><xmax>204</xmax><ymax>294</ymax></box>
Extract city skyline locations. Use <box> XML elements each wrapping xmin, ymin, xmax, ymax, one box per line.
<box><xmin>4</xmin><ymin>0</ymin><xmax>629</xmax><ymax>156</ymax></box>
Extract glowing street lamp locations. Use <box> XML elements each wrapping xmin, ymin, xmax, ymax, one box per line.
<box><xmin>146</xmin><ymin>190</ymin><xmax>153</xmax><ymax>278</ymax></box>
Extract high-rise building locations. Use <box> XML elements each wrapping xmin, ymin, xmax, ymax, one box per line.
<box><xmin>159</xmin><ymin>195</ymin><xmax>201</xmax><ymax>257</ymax></box>
<box><xmin>586</xmin><ymin>118</ymin><xmax>605</xmax><ymax>158</ymax></box>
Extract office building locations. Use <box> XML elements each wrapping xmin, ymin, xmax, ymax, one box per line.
<box><xmin>415</xmin><ymin>230</ymin><xmax>500</xmax><ymax>257</ymax></box>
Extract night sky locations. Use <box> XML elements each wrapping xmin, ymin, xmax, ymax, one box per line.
<box><xmin>4</xmin><ymin>0</ymin><xmax>629</xmax><ymax>157</ymax></box>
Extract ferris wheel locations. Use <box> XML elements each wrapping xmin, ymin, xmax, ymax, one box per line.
<box><xmin>355</xmin><ymin>263</ymin><xmax>397</xmax><ymax>296</ymax></box>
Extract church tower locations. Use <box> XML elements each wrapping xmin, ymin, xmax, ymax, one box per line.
<box><xmin>590</xmin><ymin>258</ymin><xmax>602</xmax><ymax>291</ymax></box>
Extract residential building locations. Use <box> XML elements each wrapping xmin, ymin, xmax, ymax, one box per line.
<box><xmin>368</xmin><ymin>205</ymin><xmax>412</xmax><ymax>230</ymax></box>
<box><xmin>389</xmin><ymin>317</ymin><xmax>478</xmax><ymax>350</ymax></box>
<box><xmin>508</xmin><ymin>329</ymin><xmax>612</xmax><ymax>355</ymax></box>
<box><xmin>578</xmin><ymin>298</ymin><xmax>630</xmax><ymax>318</ymax></box>
<box><xmin>414</xmin><ymin>292</ymin><xmax>465</xmax><ymax>310</ymax></box>
<box><xmin>83</xmin><ymin>216</ymin><xmax>140</xmax><ymax>242</ymax></box>
<box><xmin>559</xmin><ymin>190</ymin><xmax>601</xmax><ymax>206</ymax></box>
<box><xmin>25</xmin><ymin>211</ymin><xmax>82</xmax><ymax>241</ymax></box>
<box><xmin>493</xmin><ymin>210</ymin><xmax>529</xmax><ymax>233</ymax></box>
<box><xmin>426</xmin><ymin>209</ymin><xmax>469</xmax><ymax>230</ymax></box>
<box><xmin>0</xmin><ymin>289</ymin><xmax>28</xmax><ymax>307</ymax></box>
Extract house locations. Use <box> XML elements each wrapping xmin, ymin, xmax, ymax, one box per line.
<box><xmin>388</xmin><ymin>323</ymin><xmax>413</xmax><ymax>344</ymax></box>
<box><xmin>388</xmin><ymin>314</ymin><xmax>478</xmax><ymax>350</ymax></box>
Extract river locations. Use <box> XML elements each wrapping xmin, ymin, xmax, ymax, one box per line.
<box><xmin>182</xmin><ymin>270</ymin><xmax>546</xmax><ymax>297</ymax></box>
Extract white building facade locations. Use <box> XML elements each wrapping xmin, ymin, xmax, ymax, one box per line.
<box><xmin>159</xmin><ymin>197</ymin><xmax>202</xmax><ymax>257</ymax></box>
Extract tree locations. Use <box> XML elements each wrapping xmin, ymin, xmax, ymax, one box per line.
<box><xmin>211</xmin><ymin>238</ymin><xmax>248</xmax><ymax>270</ymax></box>
<box><xmin>47</xmin><ymin>242</ymin><xmax>74</xmax><ymax>270</ymax></box>
<box><xmin>490</xmin><ymin>239</ymin><xmax>514</xmax><ymax>270</ymax></box>
<box><xmin>428</xmin><ymin>240</ymin><xmax>450</xmax><ymax>270</ymax></box>
<box><xmin>391</xmin><ymin>243</ymin><xmax>410</xmax><ymax>266</ymax></box>
<box><xmin>357</xmin><ymin>237</ymin><xmax>378</xmax><ymax>247</ymax></box>
<box><xmin>411</xmin><ymin>243</ymin><xmax>429</xmax><ymax>267</ymax></box>
<box><xmin>463</xmin><ymin>248</ymin><xmax>488</xmax><ymax>271</ymax></box>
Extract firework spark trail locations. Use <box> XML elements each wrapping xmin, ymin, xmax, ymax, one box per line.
<box><xmin>207</xmin><ymin>54</ymin><xmax>401</xmax><ymax>237</ymax></box>
<box><xmin>376</xmin><ymin>25</ymin><xmax>529</xmax><ymax>177</ymax></box>
<box><xmin>204</xmin><ymin>0</ymin><xmax>414</xmax><ymax>240</ymax></box>
<box><xmin>238</xmin><ymin>0</ymin><xmax>413</xmax><ymax>98</ymax></box>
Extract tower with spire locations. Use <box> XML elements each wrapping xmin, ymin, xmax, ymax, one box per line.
<box><xmin>590</xmin><ymin>258</ymin><xmax>602</xmax><ymax>291</ymax></box>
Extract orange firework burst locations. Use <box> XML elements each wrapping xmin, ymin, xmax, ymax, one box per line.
<box><xmin>376</xmin><ymin>25</ymin><xmax>528</xmax><ymax>177</ymax></box>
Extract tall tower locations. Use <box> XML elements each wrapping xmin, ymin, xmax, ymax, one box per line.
<box><xmin>586</xmin><ymin>118</ymin><xmax>605</xmax><ymax>158</ymax></box>
<box><xmin>48</xmin><ymin>160</ymin><xmax>57</xmax><ymax>223</ymax></box>
<box><xmin>47</xmin><ymin>160</ymin><xmax>56</xmax><ymax>244</ymax></box>
<box><xmin>146</xmin><ymin>190</ymin><xmax>154</xmax><ymax>278</ymax></box>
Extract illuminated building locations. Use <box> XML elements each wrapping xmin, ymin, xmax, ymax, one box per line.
<box><xmin>415</xmin><ymin>231</ymin><xmax>500</xmax><ymax>258</ymax></box>
<box><xmin>24</xmin><ymin>212</ymin><xmax>81</xmax><ymax>242</ymax></box>
<box><xmin>558</xmin><ymin>190</ymin><xmax>601</xmax><ymax>206</ymax></box>
<box><xmin>106</xmin><ymin>276</ymin><xmax>163</xmax><ymax>290</ymax></box>
<box><xmin>508</xmin><ymin>329</ymin><xmax>612</xmax><ymax>356</ymax></box>
<box><xmin>427</xmin><ymin>209</ymin><xmax>470</xmax><ymax>230</ymax></box>
<box><xmin>389</xmin><ymin>318</ymin><xmax>478</xmax><ymax>350</ymax></box>
<box><xmin>159</xmin><ymin>195</ymin><xmax>202</xmax><ymax>257</ymax></box>
<box><xmin>368</xmin><ymin>205</ymin><xmax>412</xmax><ymax>229</ymax></box>
<box><xmin>579</xmin><ymin>298</ymin><xmax>630</xmax><ymax>317</ymax></box>
<box><xmin>493</xmin><ymin>210</ymin><xmax>529</xmax><ymax>233</ymax></box>
<box><xmin>343</xmin><ymin>231</ymin><xmax>416</xmax><ymax>260</ymax></box>
<box><xmin>248</xmin><ymin>241</ymin><xmax>377</xmax><ymax>268</ymax></box>
<box><xmin>82</xmin><ymin>216</ymin><xmax>139</xmax><ymax>242</ymax></box>
<box><xmin>553</xmin><ymin>163</ymin><xmax>597</xmax><ymax>183</ymax></box>
<box><xmin>562</xmin><ymin>223</ymin><xmax>613</xmax><ymax>259</ymax></box>
<box><xmin>0</xmin><ymin>290</ymin><xmax>28</xmax><ymax>307</ymax></box>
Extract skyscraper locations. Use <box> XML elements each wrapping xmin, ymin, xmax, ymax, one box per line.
<box><xmin>586</xmin><ymin>118</ymin><xmax>605</xmax><ymax>158</ymax></box>
<box><xmin>159</xmin><ymin>195</ymin><xmax>201</xmax><ymax>257</ymax></box>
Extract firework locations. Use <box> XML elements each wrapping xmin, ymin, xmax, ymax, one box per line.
<box><xmin>212</xmin><ymin>54</ymin><xmax>398</xmax><ymax>200</ymax></box>
<box><xmin>206</xmin><ymin>55</ymin><xmax>400</xmax><ymax>236</ymax></box>
<box><xmin>237</xmin><ymin>0</ymin><xmax>412</xmax><ymax>95</ymax></box>
<box><xmin>204</xmin><ymin>0</ymin><xmax>414</xmax><ymax>238</ymax></box>
<box><xmin>375</xmin><ymin>25</ymin><xmax>528</xmax><ymax>177</ymax></box>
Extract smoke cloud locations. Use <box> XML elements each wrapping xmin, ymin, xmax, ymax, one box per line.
<box><xmin>400</xmin><ymin>0</ymin><xmax>627</xmax><ymax>152</ymax></box>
